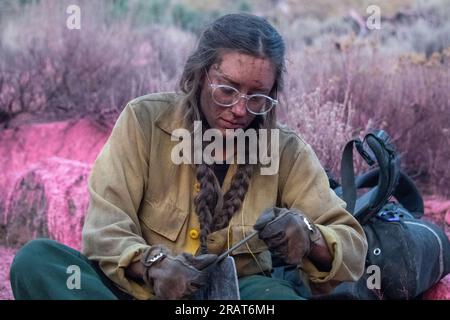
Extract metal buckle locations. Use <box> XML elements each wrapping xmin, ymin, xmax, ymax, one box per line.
<box><xmin>303</xmin><ymin>217</ymin><xmax>313</xmax><ymax>231</ymax></box>
<box><xmin>141</xmin><ymin>250</ymin><xmax>166</xmax><ymax>268</ymax></box>
<box><xmin>303</xmin><ymin>216</ymin><xmax>321</xmax><ymax>243</ymax></box>
<box><xmin>149</xmin><ymin>252</ymin><xmax>164</xmax><ymax>263</ymax></box>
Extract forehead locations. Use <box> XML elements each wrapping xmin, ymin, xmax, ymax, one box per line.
<box><xmin>212</xmin><ymin>51</ymin><xmax>276</xmax><ymax>91</ymax></box>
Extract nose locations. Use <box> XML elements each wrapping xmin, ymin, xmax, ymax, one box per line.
<box><xmin>231</xmin><ymin>97</ymin><xmax>247</xmax><ymax>118</ymax></box>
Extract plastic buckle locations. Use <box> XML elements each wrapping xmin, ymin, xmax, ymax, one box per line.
<box><xmin>377</xmin><ymin>209</ymin><xmax>401</xmax><ymax>222</ymax></box>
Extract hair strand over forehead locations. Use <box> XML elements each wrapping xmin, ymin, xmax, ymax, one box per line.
<box><xmin>179</xmin><ymin>13</ymin><xmax>285</xmax><ymax>129</ymax></box>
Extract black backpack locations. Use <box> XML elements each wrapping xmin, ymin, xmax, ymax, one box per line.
<box><xmin>328</xmin><ymin>130</ymin><xmax>450</xmax><ymax>299</ymax></box>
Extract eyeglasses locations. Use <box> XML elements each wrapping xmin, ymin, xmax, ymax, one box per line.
<box><xmin>205</xmin><ymin>71</ymin><xmax>278</xmax><ymax>115</ymax></box>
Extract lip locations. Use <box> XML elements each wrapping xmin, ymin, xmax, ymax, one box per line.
<box><xmin>218</xmin><ymin>118</ymin><xmax>245</xmax><ymax>129</ymax></box>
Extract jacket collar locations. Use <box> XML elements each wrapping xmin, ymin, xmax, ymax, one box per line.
<box><xmin>155</xmin><ymin>93</ymin><xmax>206</xmax><ymax>139</ymax></box>
<box><xmin>155</xmin><ymin>94</ymin><xmax>189</xmax><ymax>135</ymax></box>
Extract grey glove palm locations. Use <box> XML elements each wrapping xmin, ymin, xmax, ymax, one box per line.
<box><xmin>254</xmin><ymin>207</ymin><xmax>320</xmax><ymax>265</ymax></box>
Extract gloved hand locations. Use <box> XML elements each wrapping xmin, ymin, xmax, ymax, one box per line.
<box><xmin>141</xmin><ymin>246</ymin><xmax>217</xmax><ymax>300</ymax></box>
<box><xmin>253</xmin><ymin>207</ymin><xmax>321</xmax><ymax>265</ymax></box>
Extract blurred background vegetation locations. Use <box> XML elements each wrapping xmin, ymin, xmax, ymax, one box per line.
<box><xmin>0</xmin><ymin>0</ymin><xmax>449</xmax><ymax>195</ymax></box>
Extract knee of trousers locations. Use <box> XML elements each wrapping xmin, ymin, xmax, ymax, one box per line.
<box><xmin>10</xmin><ymin>238</ymin><xmax>60</xmax><ymax>280</ymax></box>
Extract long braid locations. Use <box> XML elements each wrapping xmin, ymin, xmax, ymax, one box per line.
<box><xmin>194</xmin><ymin>119</ymin><xmax>261</xmax><ymax>250</ymax></box>
<box><xmin>212</xmin><ymin>121</ymin><xmax>260</xmax><ymax>231</ymax></box>
<box><xmin>213</xmin><ymin>164</ymin><xmax>254</xmax><ymax>231</ymax></box>
<box><xmin>194</xmin><ymin>163</ymin><xmax>254</xmax><ymax>252</ymax></box>
<box><xmin>194</xmin><ymin>163</ymin><xmax>223</xmax><ymax>253</ymax></box>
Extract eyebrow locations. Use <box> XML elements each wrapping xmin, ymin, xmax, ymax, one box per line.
<box><xmin>216</xmin><ymin>70</ymin><xmax>271</xmax><ymax>93</ymax></box>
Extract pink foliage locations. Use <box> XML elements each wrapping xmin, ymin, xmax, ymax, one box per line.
<box><xmin>425</xmin><ymin>197</ymin><xmax>450</xmax><ymax>220</ymax></box>
<box><xmin>0</xmin><ymin>119</ymin><xmax>109</xmax><ymax>248</ymax></box>
<box><xmin>282</xmin><ymin>78</ymin><xmax>364</xmax><ymax>174</ymax></box>
<box><xmin>424</xmin><ymin>275</ymin><xmax>450</xmax><ymax>300</ymax></box>
<box><xmin>422</xmin><ymin>197</ymin><xmax>450</xmax><ymax>299</ymax></box>
<box><xmin>0</xmin><ymin>0</ymin><xmax>194</xmax><ymax>129</ymax></box>
<box><xmin>284</xmin><ymin>42</ymin><xmax>450</xmax><ymax>196</ymax></box>
<box><xmin>424</xmin><ymin>196</ymin><xmax>450</xmax><ymax>238</ymax></box>
<box><xmin>16</xmin><ymin>157</ymin><xmax>90</xmax><ymax>250</ymax></box>
<box><xmin>1</xmin><ymin>2</ymin><xmax>448</xmax><ymax>197</ymax></box>
<box><xmin>0</xmin><ymin>119</ymin><xmax>108</xmax><ymax>201</ymax></box>
<box><xmin>0</xmin><ymin>247</ymin><xmax>15</xmax><ymax>300</ymax></box>
<box><xmin>0</xmin><ymin>119</ymin><xmax>108</xmax><ymax>300</ymax></box>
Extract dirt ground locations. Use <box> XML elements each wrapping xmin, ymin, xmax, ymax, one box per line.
<box><xmin>0</xmin><ymin>246</ymin><xmax>16</xmax><ymax>300</ymax></box>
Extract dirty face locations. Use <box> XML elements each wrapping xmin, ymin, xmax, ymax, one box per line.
<box><xmin>199</xmin><ymin>51</ymin><xmax>276</xmax><ymax>137</ymax></box>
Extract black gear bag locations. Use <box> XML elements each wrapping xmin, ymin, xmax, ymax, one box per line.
<box><xmin>329</xmin><ymin>130</ymin><xmax>450</xmax><ymax>299</ymax></box>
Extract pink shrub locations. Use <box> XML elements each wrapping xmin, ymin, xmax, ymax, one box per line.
<box><xmin>1</xmin><ymin>1</ymin><xmax>448</xmax><ymax>196</ymax></box>
<box><xmin>0</xmin><ymin>0</ymin><xmax>194</xmax><ymax>129</ymax></box>
<box><xmin>4</xmin><ymin>158</ymin><xmax>90</xmax><ymax>249</ymax></box>
<box><xmin>0</xmin><ymin>118</ymin><xmax>108</xmax><ymax>213</ymax></box>
<box><xmin>282</xmin><ymin>82</ymin><xmax>359</xmax><ymax>174</ymax></box>
<box><xmin>283</xmin><ymin>41</ymin><xmax>450</xmax><ymax>195</ymax></box>
<box><xmin>0</xmin><ymin>119</ymin><xmax>109</xmax><ymax>249</ymax></box>
<box><xmin>424</xmin><ymin>275</ymin><xmax>450</xmax><ymax>300</ymax></box>
<box><xmin>424</xmin><ymin>196</ymin><xmax>450</xmax><ymax>238</ymax></box>
<box><xmin>0</xmin><ymin>246</ymin><xmax>15</xmax><ymax>300</ymax></box>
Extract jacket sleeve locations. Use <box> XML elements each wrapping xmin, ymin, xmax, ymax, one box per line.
<box><xmin>279</xmin><ymin>136</ymin><xmax>368</xmax><ymax>294</ymax></box>
<box><xmin>82</xmin><ymin>102</ymin><xmax>154</xmax><ymax>300</ymax></box>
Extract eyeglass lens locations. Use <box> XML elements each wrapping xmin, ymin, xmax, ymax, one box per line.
<box><xmin>212</xmin><ymin>85</ymin><xmax>273</xmax><ymax>113</ymax></box>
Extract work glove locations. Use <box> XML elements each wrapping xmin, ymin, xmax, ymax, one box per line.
<box><xmin>253</xmin><ymin>207</ymin><xmax>321</xmax><ymax>265</ymax></box>
<box><xmin>141</xmin><ymin>246</ymin><xmax>217</xmax><ymax>300</ymax></box>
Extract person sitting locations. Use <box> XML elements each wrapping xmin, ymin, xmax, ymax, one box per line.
<box><xmin>10</xmin><ymin>13</ymin><xmax>367</xmax><ymax>300</ymax></box>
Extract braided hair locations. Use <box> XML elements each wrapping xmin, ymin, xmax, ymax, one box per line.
<box><xmin>179</xmin><ymin>13</ymin><xmax>286</xmax><ymax>253</ymax></box>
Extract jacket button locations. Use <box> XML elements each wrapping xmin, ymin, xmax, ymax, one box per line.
<box><xmin>194</xmin><ymin>182</ymin><xmax>201</xmax><ymax>193</ymax></box>
<box><xmin>189</xmin><ymin>229</ymin><xmax>199</xmax><ymax>240</ymax></box>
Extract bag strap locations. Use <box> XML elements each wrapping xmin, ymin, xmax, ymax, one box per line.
<box><xmin>340</xmin><ymin>130</ymin><xmax>401</xmax><ymax>224</ymax></box>
<box><xmin>355</xmin><ymin>169</ymin><xmax>424</xmax><ymax>218</ymax></box>
<box><xmin>340</xmin><ymin>138</ymin><xmax>374</xmax><ymax>214</ymax></box>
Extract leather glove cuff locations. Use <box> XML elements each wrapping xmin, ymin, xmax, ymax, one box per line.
<box><xmin>302</xmin><ymin>215</ymin><xmax>321</xmax><ymax>245</ymax></box>
<box><xmin>141</xmin><ymin>245</ymin><xmax>170</xmax><ymax>286</ymax></box>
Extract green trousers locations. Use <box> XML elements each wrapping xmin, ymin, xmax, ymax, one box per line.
<box><xmin>10</xmin><ymin>238</ymin><xmax>306</xmax><ymax>300</ymax></box>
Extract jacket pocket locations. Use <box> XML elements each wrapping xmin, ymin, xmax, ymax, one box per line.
<box><xmin>139</xmin><ymin>198</ymin><xmax>188</xmax><ymax>242</ymax></box>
